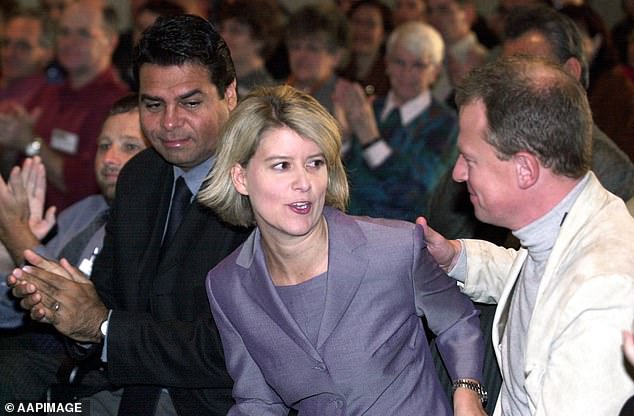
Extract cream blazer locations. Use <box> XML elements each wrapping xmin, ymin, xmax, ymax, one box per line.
<box><xmin>457</xmin><ymin>173</ymin><xmax>634</xmax><ymax>415</ymax></box>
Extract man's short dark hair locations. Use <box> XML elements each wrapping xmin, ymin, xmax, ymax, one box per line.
<box><xmin>5</xmin><ymin>8</ymin><xmax>55</xmax><ymax>49</ymax></box>
<box><xmin>133</xmin><ymin>14</ymin><xmax>236</xmax><ymax>98</ymax></box>
<box><xmin>109</xmin><ymin>93</ymin><xmax>139</xmax><ymax>115</ymax></box>
<box><xmin>456</xmin><ymin>56</ymin><xmax>592</xmax><ymax>178</ymax></box>
<box><xmin>504</xmin><ymin>5</ymin><xmax>589</xmax><ymax>89</ymax></box>
<box><xmin>218</xmin><ymin>0</ymin><xmax>283</xmax><ymax>60</ymax></box>
<box><xmin>285</xmin><ymin>4</ymin><xmax>348</xmax><ymax>53</ymax></box>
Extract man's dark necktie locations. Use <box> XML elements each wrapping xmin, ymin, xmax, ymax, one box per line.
<box><xmin>118</xmin><ymin>177</ymin><xmax>191</xmax><ymax>415</ymax></box>
<box><xmin>58</xmin><ymin>209</ymin><xmax>110</xmax><ymax>266</ymax></box>
<box><xmin>380</xmin><ymin>106</ymin><xmax>409</xmax><ymax>150</ymax></box>
<box><xmin>379</xmin><ymin>107</ymin><xmax>402</xmax><ymax>141</ymax></box>
<box><xmin>161</xmin><ymin>176</ymin><xmax>192</xmax><ymax>251</ymax></box>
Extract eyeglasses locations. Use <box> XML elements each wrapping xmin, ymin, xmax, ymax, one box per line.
<box><xmin>287</xmin><ymin>40</ymin><xmax>331</xmax><ymax>54</ymax></box>
<box><xmin>388</xmin><ymin>57</ymin><xmax>433</xmax><ymax>72</ymax></box>
<box><xmin>0</xmin><ymin>38</ymin><xmax>35</xmax><ymax>52</ymax></box>
<box><xmin>57</xmin><ymin>27</ymin><xmax>98</xmax><ymax>41</ymax></box>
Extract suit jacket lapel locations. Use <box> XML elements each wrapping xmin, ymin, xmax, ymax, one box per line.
<box><xmin>238</xmin><ymin>231</ymin><xmax>322</xmax><ymax>362</ymax></box>
<box><xmin>157</xmin><ymin>200</ymin><xmax>199</xmax><ymax>273</ymax></box>
<box><xmin>134</xmin><ymin>166</ymin><xmax>173</xmax><ymax>310</ymax></box>
<box><xmin>316</xmin><ymin>208</ymin><xmax>368</xmax><ymax>349</ymax></box>
<box><xmin>493</xmin><ymin>249</ymin><xmax>528</xmax><ymax>349</ymax></box>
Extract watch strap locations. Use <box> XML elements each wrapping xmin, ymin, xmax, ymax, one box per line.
<box><xmin>452</xmin><ymin>378</ymin><xmax>488</xmax><ymax>405</ymax></box>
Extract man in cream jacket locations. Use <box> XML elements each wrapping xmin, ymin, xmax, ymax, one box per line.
<box><xmin>419</xmin><ymin>56</ymin><xmax>634</xmax><ymax>415</ymax></box>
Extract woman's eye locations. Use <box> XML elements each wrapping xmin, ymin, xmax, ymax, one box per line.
<box><xmin>272</xmin><ymin>161</ymin><xmax>290</xmax><ymax>170</ymax></box>
<box><xmin>308</xmin><ymin>159</ymin><xmax>325</xmax><ymax>168</ymax></box>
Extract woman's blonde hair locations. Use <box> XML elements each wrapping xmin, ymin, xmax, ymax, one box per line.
<box><xmin>198</xmin><ymin>85</ymin><xmax>349</xmax><ymax>227</ymax></box>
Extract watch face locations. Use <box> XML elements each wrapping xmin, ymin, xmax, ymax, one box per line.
<box><xmin>100</xmin><ymin>320</ymin><xmax>108</xmax><ymax>337</ymax></box>
<box><xmin>25</xmin><ymin>140</ymin><xmax>41</xmax><ymax>156</ymax></box>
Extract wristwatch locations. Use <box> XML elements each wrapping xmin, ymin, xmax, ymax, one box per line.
<box><xmin>24</xmin><ymin>137</ymin><xmax>42</xmax><ymax>157</ymax></box>
<box><xmin>99</xmin><ymin>317</ymin><xmax>109</xmax><ymax>338</ymax></box>
<box><xmin>452</xmin><ymin>379</ymin><xmax>488</xmax><ymax>406</ymax></box>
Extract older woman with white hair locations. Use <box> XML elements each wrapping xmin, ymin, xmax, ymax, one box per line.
<box><xmin>199</xmin><ymin>85</ymin><xmax>486</xmax><ymax>415</ymax></box>
<box><xmin>333</xmin><ymin>21</ymin><xmax>458</xmax><ymax>222</ymax></box>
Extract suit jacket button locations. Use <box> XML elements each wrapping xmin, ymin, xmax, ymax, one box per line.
<box><xmin>331</xmin><ymin>399</ymin><xmax>344</xmax><ymax>409</ymax></box>
<box><xmin>312</xmin><ymin>363</ymin><xmax>327</xmax><ymax>371</ymax></box>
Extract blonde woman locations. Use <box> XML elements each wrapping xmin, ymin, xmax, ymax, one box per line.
<box><xmin>199</xmin><ymin>85</ymin><xmax>486</xmax><ymax>415</ymax></box>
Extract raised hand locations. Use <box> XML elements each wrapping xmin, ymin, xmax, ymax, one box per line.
<box><xmin>0</xmin><ymin>102</ymin><xmax>41</xmax><ymax>150</ymax></box>
<box><xmin>21</xmin><ymin>157</ymin><xmax>56</xmax><ymax>239</ymax></box>
<box><xmin>332</xmin><ymin>78</ymin><xmax>381</xmax><ymax>145</ymax></box>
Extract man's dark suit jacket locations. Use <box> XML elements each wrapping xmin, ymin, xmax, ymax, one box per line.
<box><xmin>90</xmin><ymin>148</ymin><xmax>249</xmax><ymax>414</ymax></box>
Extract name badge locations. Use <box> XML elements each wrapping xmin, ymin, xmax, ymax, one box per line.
<box><xmin>50</xmin><ymin>128</ymin><xmax>79</xmax><ymax>154</ymax></box>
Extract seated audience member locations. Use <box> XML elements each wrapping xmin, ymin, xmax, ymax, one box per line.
<box><xmin>427</xmin><ymin>0</ymin><xmax>488</xmax><ymax>106</ymax></box>
<box><xmin>8</xmin><ymin>14</ymin><xmax>249</xmax><ymax>414</ymax></box>
<box><xmin>559</xmin><ymin>4</ymin><xmax>634</xmax><ymax>162</ymax></box>
<box><xmin>285</xmin><ymin>4</ymin><xmax>348</xmax><ymax>115</ymax></box>
<box><xmin>113</xmin><ymin>0</ymin><xmax>185</xmax><ymax>90</ymax></box>
<box><xmin>0</xmin><ymin>9</ymin><xmax>55</xmax><ymax>179</ymax></box>
<box><xmin>199</xmin><ymin>84</ymin><xmax>487</xmax><ymax>415</ymax></box>
<box><xmin>39</xmin><ymin>0</ymin><xmax>77</xmax><ymax>84</ymax></box>
<box><xmin>392</xmin><ymin>0</ymin><xmax>427</xmax><ymax>27</ymax></box>
<box><xmin>502</xmin><ymin>5</ymin><xmax>634</xmax><ymax>199</ymax></box>
<box><xmin>419</xmin><ymin>55</ymin><xmax>634</xmax><ymax>416</ymax></box>
<box><xmin>334</xmin><ymin>22</ymin><xmax>458</xmax><ymax>221</ymax></box>
<box><xmin>0</xmin><ymin>10</ymin><xmax>54</xmax><ymax>103</ymax></box>
<box><xmin>0</xmin><ymin>94</ymin><xmax>147</xmax><ymax>402</ymax></box>
<box><xmin>0</xmin><ymin>0</ymin><xmax>128</xmax><ymax>212</ymax></box>
<box><xmin>339</xmin><ymin>0</ymin><xmax>392</xmax><ymax>98</ymax></box>
<box><xmin>217</xmin><ymin>0</ymin><xmax>282</xmax><ymax>99</ymax></box>
<box><xmin>40</xmin><ymin>0</ymin><xmax>75</xmax><ymax>27</ymax></box>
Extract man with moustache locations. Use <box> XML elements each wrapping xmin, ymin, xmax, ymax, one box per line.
<box><xmin>8</xmin><ymin>14</ymin><xmax>249</xmax><ymax>415</ymax></box>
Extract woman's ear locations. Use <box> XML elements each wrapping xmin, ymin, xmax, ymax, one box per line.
<box><xmin>231</xmin><ymin>163</ymin><xmax>249</xmax><ymax>196</ymax></box>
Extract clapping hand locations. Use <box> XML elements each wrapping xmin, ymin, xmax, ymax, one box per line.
<box><xmin>8</xmin><ymin>250</ymin><xmax>108</xmax><ymax>343</ymax></box>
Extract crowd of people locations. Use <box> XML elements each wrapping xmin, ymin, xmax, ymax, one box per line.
<box><xmin>0</xmin><ymin>0</ymin><xmax>632</xmax><ymax>415</ymax></box>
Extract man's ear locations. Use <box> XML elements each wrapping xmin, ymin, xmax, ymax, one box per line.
<box><xmin>463</xmin><ymin>2</ymin><xmax>477</xmax><ymax>27</ymax></box>
<box><xmin>225</xmin><ymin>79</ymin><xmax>238</xmax><ymax>111</ymax></box>
<box><xmin>513</xmin><ymin>151</ymin><xmax>539</xmax><ymax>189</ymax></box>
<box><xmin>563</xmin><ymin>57</ymin><xmax>582</xmax><ymax>83</ymax></box>
<box><xmin>231</xmin><ymin>163</ymin><xmax>248</xmax><ymax>196</ymax></box>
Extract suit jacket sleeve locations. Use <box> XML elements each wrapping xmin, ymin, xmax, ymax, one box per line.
<box><xmin>207</xmin><ymin>275</ymin><xmax>290</xmax><ymax>415</ymax></box>
<box><xmin>413</xmin><ymin>225</ymin><xmax>484</xmax><ymax>382</ymax></box>
<box><xmin>457</xmin><ymin>239</ymin><xmax>520</xmax><ymax>304</ymax></box>
<box><xmin>89</xmin><ymin>149</ymin><xmax>248</xmax><ymax>388</ymax></box>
